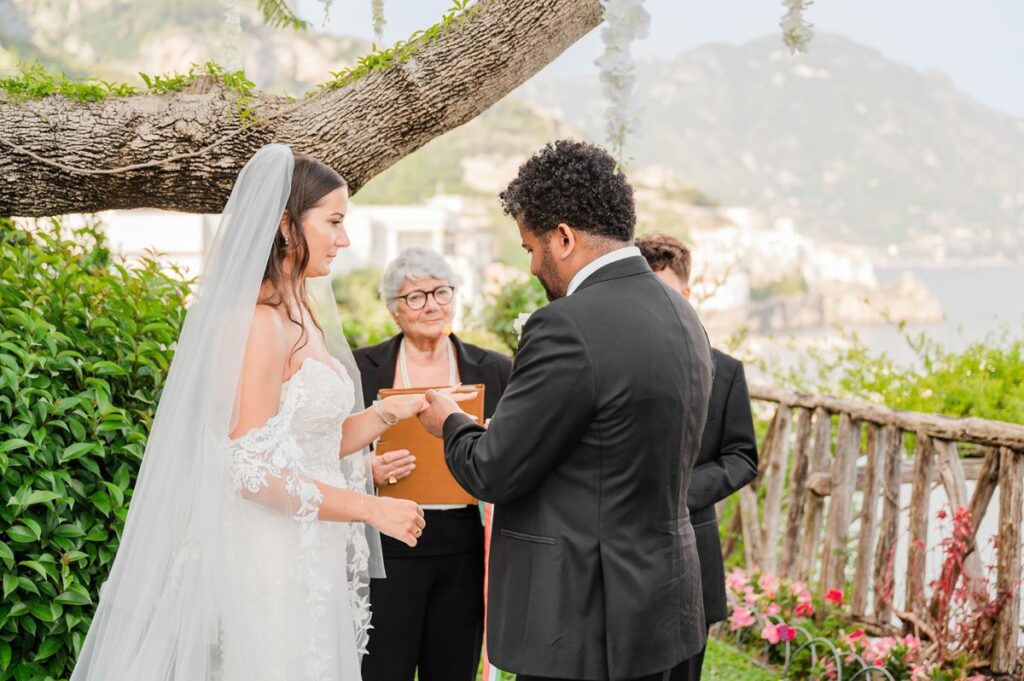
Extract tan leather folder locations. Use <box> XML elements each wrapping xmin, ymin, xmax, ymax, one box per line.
<box><xmin>375</xmin><ymin>384</ymin><xmax>484</xmax><ymax>504</ymax></box>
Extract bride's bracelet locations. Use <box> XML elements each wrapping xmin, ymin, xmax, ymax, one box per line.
<box><xmin>373</xmin><ymin>399</ymin><xmax>399</xmax><ymax>427</ymax></box>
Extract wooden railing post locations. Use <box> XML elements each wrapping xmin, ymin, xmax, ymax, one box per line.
<box><xmin>992</xmin><ymin>447</ymin><xmax>1024</xmax><ymax>674</ymax></box>
<box><xmin>905</xmin><ymin>433</ymin><xmax>935</xmax><ymax>622</ymax></box>
<box><xmin>932</xmin><ymin>439</ymin><xmax>988</xmax><ymax>610</ymax></box>
<box><xmin>873</xmin><ymin>426</ymin><xmax>903</xmax><ymax>623</ymax></box>
<box><xmin>781</xmin><ymin>408</ymin><xmax>814</xmax><ymax>575</ymax></box>
<box><xmin>851</xmin><ymin>423</ymin><xmax>883</xmax><ymax>618</ymax></box>
<box><xmin>821</xmin><ymin>414</ymin><xmax>862</xmax><ymax>597</ymax></box>
<box><xmin>760</xmin><ymin>404</ymin><xmax>792</xmax><ymax>575</ymax></box>
<box><xmin>797</xmin><ymin>407</ymin><xmax>832</xmax><ymax>581</ymax></box>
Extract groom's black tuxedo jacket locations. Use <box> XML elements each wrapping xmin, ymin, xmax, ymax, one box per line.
<box><xmin>443</xmin><ymin>256</ymin><xmax>714</xmax><ymax>681</ymax></box>
<box><xmin>688</xmin><ymin>349</ymin><xmax>758</xmax><ymax>626</ymax></box>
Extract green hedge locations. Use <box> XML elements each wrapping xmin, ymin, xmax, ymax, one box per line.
<box><xmin>0</xmin><ymin>219</ymin><xmax>191</xmax><ymax>681</ymax></box>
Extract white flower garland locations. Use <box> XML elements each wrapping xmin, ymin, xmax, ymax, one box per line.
<box><xmin>372</xmin><ymin>0</ymin><xmax>386</xmax><ymax>45</ymax></box>
<box><xmin>222</xmin><ymin>0</ymin><xmax>242</xmax><ymax>71</ymax></box>
<box><xmin>780</xmin><ymin>0</ymin><xmax>814</xmax><ymax>54</ymax></box>
<box><xmin>595</xmin><ymin>0</ymin><xmax>650</xmax><ymax>162</ymax></box>
<box><xmin>318</xmin><ymin>0</ymin><xmax>334</xmax><ymax>27</ymax></box>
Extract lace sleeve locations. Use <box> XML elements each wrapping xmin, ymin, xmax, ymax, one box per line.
<box><xmin>227</xmin><ymin>384</ymin><xmax>323</xmax><ymax>522</ymax></box>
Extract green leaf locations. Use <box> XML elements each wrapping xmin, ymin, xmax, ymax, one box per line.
<box><xmin>0</xmin><ymin>439</ymin><xmax>30</xmax><ymax>454</ymax></box>
<box><xmin>59</xmin><ymin>442</ymin><xmax>96</xmax><ymax>463</ymax></box>
<box><xmin>25</xmin><ymin>490</ymin><xmax>61</xmax><ymax>506</ymax></box>
<box><xmin>53</xmin><ymin>523</ymin><xmax>85</xmax><ymax>538</ymax></box>
<box><xmin>102</xmin><ymin>482</ymin><xmax>123</xmax><ymax>508</ymax></box>
<box><xmin>54</xmin><ymin>584</ymin><xmax>91</xmax><ymax>606</ymax></box>
<box><xmin>0</xmin><ymin>542</ymin><xmax>13</xmax><ymax>569</ymax></box>
<box><xmin>28</xmin><ymin>602</ymin><xmax>58</xmax><ymax>622</ymax></box>
<box><xmin>19</xmin><ymin>560</ymin><xmax>50</xmax><ymax>582</ymax></box>
<box><xmin>34</xmin><ymin>636</ymin><xmax>62</xmax><ymax>661</ymax></box>
<box><xmin>0</xmin><ymin>640</ymin><xmax>11</xmax><ymax>671</ymax></box>
<box><xmin>6</xmin><ymin>525</ymin><xmax>39</xmax><ymax>544</ymax></box>
<box><xmin>90</xmin><ymin>491</ymin><xmax>111</xmax><ymax>515</ymax></box>
<box><xmin>3</xmin><ymin>573</ymin><xmax>18</xmax><ymax>598</ymax></box>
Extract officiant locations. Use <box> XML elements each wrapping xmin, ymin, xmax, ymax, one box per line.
<box><xmin>354</xmin><ymin>247</ymin><xmax>512</xmax><ymax>681</ymax></box>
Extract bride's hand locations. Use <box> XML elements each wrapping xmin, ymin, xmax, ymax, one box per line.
<box><xmin>379</xmin><ymin>394</ymin><xmax>427</xmax><ymax>421</ymax></box>
<box><xmin>365</xmin><ymin>496</ymin><xmax>425</xmax><ymax>547</ymax></box>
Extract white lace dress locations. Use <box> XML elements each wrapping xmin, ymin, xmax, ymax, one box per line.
<box><xmin>220</xmin><ymin>357</ymin><xmax>371</xmax><ymax>681</ymax></box>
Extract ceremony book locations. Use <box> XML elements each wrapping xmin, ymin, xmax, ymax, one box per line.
<box><xmin>375</xmin><ymin>384</ymin><xmax>485</xmax><ymax>504</ymax></box>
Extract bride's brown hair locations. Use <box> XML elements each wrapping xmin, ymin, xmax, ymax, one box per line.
<box><xmin>261</xmin><ymin>152</ymin><xmax>347</xmax><ymax>356</ymax></box>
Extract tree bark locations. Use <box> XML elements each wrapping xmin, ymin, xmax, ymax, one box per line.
<box><xmin>0</xmin><ymin>0</ymin><xmax>603</xmax><ymax>217</ymax></box>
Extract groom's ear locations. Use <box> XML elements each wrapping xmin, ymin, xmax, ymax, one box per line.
<box><xmin>553</xmin><ymin>223</ymin><xmax>577</xmax><ymax>260</ymax></box>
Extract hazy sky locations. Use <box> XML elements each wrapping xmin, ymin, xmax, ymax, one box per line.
<box><xmin>297</xmin><ymin>0</ymin><xmax>1024</xmax><ymax>117</ymax></box>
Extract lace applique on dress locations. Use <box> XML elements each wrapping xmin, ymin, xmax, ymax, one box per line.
<box><xmin>225</xmin><ymin>358</ymin><xmax>371</xmax><ymax>677</ymax></box>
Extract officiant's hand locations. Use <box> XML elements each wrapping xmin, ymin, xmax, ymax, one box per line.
<box><xmin>366</xmin><ymin>496</ymin><xmax>426</xmax><ymax>547</ymax></box>
<box><xmin>372</xmin><ymin>449</ymin><xmax>416</xmax><ymax>487</ymax></box>
<box><xmin>418</xmin><ymin>389</ymin><xmax>475</xmax><ymax>437</ymax></box>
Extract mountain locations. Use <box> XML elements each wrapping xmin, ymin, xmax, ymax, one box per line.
<box><xmin>520</xmin><ymin>33</ymin><xmax>1024</xmax><ymax>253</ymax></box>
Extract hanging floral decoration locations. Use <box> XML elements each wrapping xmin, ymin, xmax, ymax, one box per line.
<box><xmin>594</xmin><ymin>0</ymin><xmax>650</xmax><ymax>163</ymax></box>
<box><xmin>780</xmin><ymin>0</ymin><xmax>814</xmax><ymax>54</ymax></box>
<box><xmin>222</xmin><ymin>0</ymin><xmax>243</xmax><ymax>71</ymax></box>
<box><xmin>371</xmin><ymin>0</ymin><xmax>386</xmax><ymax>45</ymax></box>
<box><xmin>318</xmin><ymin>0</ymin><xmax>334</xmax><ymax>27</ymax></box>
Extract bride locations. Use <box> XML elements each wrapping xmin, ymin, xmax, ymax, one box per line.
<box><xmin>71</xmin><ymin>145</ymin><xmax>436</xmax><ymax>680</ymax></box>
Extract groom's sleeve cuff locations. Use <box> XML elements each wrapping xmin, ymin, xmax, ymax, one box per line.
<box><xmin>443</xmin><ymin>412</ymin><xmax>480</xmax><ymax>440</ymax></box>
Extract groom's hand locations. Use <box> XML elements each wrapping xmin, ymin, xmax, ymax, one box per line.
<box><xmin>418</xmin><ymin>388</ymin><xmax>473</xmax><ymax>437</ymax></box>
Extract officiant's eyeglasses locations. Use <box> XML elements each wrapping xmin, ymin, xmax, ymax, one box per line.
<box><xmin>393</xmin><ymin>285</ymin><xmax>455</xmax><ymax>310</ymax></box>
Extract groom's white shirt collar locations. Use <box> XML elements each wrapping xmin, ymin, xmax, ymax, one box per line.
<box><xmin>566</xmin><ymin>245</ymin><xmax>641</xmax><ymax>297</ymax></box>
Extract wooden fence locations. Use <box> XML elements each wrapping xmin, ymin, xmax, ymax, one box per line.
<box><xmin>729</xmin><ymin>385</ymin><xmax>1024</xmax><ymax>675</ymax></box>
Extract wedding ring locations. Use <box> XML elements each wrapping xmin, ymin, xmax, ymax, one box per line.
<box><xmin>388</xmin><ymin>475</ymin><xmax>398</xmax><ymax>485</ymax></box>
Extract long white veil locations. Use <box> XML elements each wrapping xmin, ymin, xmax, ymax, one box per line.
<box><xmin>71</xmin><ymin>144</ymin><xmax>383</xmax><ymax>680</ymax></box>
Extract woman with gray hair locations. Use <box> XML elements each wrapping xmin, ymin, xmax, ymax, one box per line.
<box><xmin>353</xmin><ymin>247</ymin><xmax>512</xmax><ymax>681</ymax></box>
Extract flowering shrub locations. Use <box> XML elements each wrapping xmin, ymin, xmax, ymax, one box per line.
<box><xmin>721</xmin><ymin>567</ymin><xmax>996</xmax><ymax>680</ymax></box>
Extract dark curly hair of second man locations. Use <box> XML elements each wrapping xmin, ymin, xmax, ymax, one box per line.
<box><xmin>499</xmin><ymin>140</ymin><xmax>636</xmax><ymax>242</ymax></box>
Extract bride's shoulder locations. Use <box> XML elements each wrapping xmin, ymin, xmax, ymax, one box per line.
<box><xmin>245</xmin><ymin>306</ymin><xmax>290</xmax><ymax>364</ymax></box>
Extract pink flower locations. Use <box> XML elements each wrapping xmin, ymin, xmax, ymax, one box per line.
<box><xmin>847</xmin><ymin>629</ymin><xmax>865</xmax><ymax>642</ymax></box>
<box><xmin>761</xmin><ymin>623</ymin><xmax>782</xmax><ymax>644</ymax></box>
<box><xmin>910</xmin><ymin>663</ymin><xmax>933</xmax><ymax>681</ymax></box>
<box><xmin>797</xmin><ymin>588</ymin><xmax>813</xmax><ymax>604</ymax></box>
<box><xmin>758</xmin><ymin>573</ymin><xmax>779</xmax><ymax>597</ymax></box>
<box><xmin>795</xmin><ymin>601</ymin><xmax>815</xmax><ymax>617</ymax></box>
<box><xmin>937</xmin><ymin>508</ymin><xmax>947</xmax><ymax>519</ymax></box>
<box><xmin>725</xmin><ymin>568</ymin><xmax>748</xmax><ymax>592</ymax></box>
<box><xmin>965</xmin><ymin>675</ymin><xmax>986</xmax><ymax>681</ymax></box>
<box><xmin>791</xmin><ymin>580</ymin><xmax>808</xmax><ymax>594</ymax></box>
<box><xmin>729</xmin><ymin>606</ymin><xmax>755</xmax><ymax>631</ymax></box>
<box><xmin>903</xmin><ymin>634</ymin><xmax>921</xmax><ymax>651</ymax></box>
<box><xmin>825</xmin><ymin>588</ymin><xmax>844</xmax><ymax>605</ymax></box>
<box><xmin>873</xmin><ymin>658</ymin><xmax>884</xmax><ymax>667</ymax></box>
<box><xmin>764</xmin><ymin>602</ymin><xmax>781</xmax><ymax>617</ymax></box>
<box><xmin>777</xmin><ymin>623</ymin><xmax>796</xmax><ymax>642</ymax></box>
<box><xmin>743</xmin><ymin>585</ymin><xmax>757</xmax><ymax>604</ymax></box>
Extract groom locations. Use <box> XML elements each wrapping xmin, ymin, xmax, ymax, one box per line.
<box><xmin>418</xmin><ymin>140</ymin><xmax>713</xmax><ymax>681</ymax></box>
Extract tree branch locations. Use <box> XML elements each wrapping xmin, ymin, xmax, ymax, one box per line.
<box><xmin>0</xmin><ymin>0</ymin><xmax>603</xmax><ymax>217</ymax></box>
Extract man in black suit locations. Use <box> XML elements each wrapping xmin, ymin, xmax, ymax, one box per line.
<box><xmin>636</xmin><ymin>234</ymin><xmax>759</xmax><ymax>681</ymax></box>
<box><xmin>418</xmin><ymin>140</ymin><xmax>714</xmax><ymax>681</ymax></box>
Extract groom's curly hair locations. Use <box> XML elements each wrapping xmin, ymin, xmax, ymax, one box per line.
<box><xmin>500</xmin><ymin>140</ymin><xmax>635</xmax><ymax>242</ymax></box>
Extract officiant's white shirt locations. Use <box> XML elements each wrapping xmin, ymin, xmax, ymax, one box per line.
<box><xmin>566</xmin><ymin>246</ymin><xmax>641</xmax><ymax>297</ymax></box>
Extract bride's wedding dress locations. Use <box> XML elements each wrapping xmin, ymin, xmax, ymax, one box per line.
<box><xmin>223</xmin><ymin>356</ymin><xmax>370</xmax><ymax>680</ymax></box>
<box><xmin>69</xmin><ymin>146</ymin><xmax>384</xmax><ymax>681</ymax></box>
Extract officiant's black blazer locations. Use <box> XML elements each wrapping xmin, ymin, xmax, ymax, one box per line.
<box><xmin>688</xmin><ymin>349</ymin><xmax>758</xmax><ymax>625</ymax></box>
<box><xmin>443</xmin><ymin>256</ymin><xmax>714</xmax><ymax>681</ymax></box>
